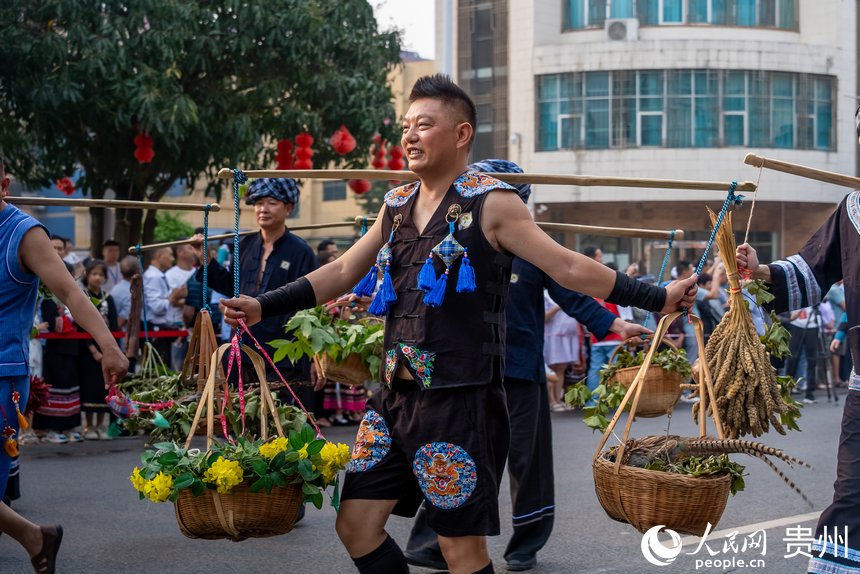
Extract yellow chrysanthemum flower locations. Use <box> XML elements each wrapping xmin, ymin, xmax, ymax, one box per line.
<box><xmin>298</xmin><ymin>444</ymin><xmax>309</xmax><ymax>460</ymax></box>
<box><xmin>143</xmin><ymin>472</ymin><xmax>174</xmax><ymax>503</ymax></box>
<box><xmin>319</xmin><ymin>442</ymin><xmax>351</xmax><ymax>484</ymax></box>
<box><xmin>259</xmin><ymin>437</ymin><xmax>289</xmax><ymax>461</ymax></box>
<box><xmin>129</xmin><ymin>467</ymin><xmax>147</xmax><ymax>493</ymax></box>
<box><xmin>203</xmin><ymin>457</ymin><xmax>244</xmax><ymax>494</ymax></box>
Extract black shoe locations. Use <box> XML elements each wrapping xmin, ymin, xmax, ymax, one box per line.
<box><xmin>404</xmin><ymin>549</ymin><xmax>448</xmax><ymax>571</ymax></box>
<box><xmin>506</xmin><ymin>555</ymin><xmax>538</xmax><ymax>571</ymax></box>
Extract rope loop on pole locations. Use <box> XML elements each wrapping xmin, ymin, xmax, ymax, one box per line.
<box><xmin>134</xmin><ymin>244</ymin><xmax>151</xmax><ymax>346</ymax></box>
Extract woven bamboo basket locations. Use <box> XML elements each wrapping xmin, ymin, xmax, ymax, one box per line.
<box><xmin>592</xmin><ymin>312</ymin><xmax>730</xmax><ymax>536</ymax></box>
<box><xmin>608</xmin><ymin>337</ymin><xmax>684</xmax><ymax>418</ymax></box>
<box><xmin>316</xmin><ymin>352</ymin><xmax>370</xmax><ymax>388</ymax></box>
<box><xmin>175</xmin><ymin>343</ymin><xmax>300</xmax><ymax>541</ymax></box>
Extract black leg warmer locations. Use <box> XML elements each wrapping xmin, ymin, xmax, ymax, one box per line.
<box><xmin>351</xmin><ymin>534</ymin><xmax>409</xmax><ymax>574</ymax></box>
<box><xmin>472</xmin><ymin>562</ymin><xmax>494</xmax><ymax>574</ymax></box>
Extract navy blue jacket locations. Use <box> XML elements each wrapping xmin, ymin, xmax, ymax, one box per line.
<box><xmin>200</xmin><ymin>230</ymin><xmax>316</xmax><ymax>379</ymax></box>
<box><xmin>505</xmin><ymin>258</ymin><xmax>615</xmax><ymax>383</ymax></box>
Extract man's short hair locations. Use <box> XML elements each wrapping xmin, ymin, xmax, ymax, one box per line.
<box><xmin>409</xmin><ymin>74</ymin><xmax>477</xmax><ymax>140</ymax></box>
<box><xmin>697</xmin><ymin>272</ymin><xmax>713</xmax><ymax>286</ymax></box>
<box><xmin>103</xmin><ymin>239</ymin><xmax>119</xmax><ymax>248</ymax></box>
<box><xmin>317</xmin><ymin>239</ymin><xmax>335</xmax><ymax>253</ymax></box>
<box><xmin>119</xmin><ymin>255</ymin><xmax>140</xmax><ymax>279</ymax></box>
<box><xmin>583</xmin><ymin>245</ymin><xmax>599</xmax><ymax>259</ymax></box>
<box><xmin>676</xmin><ymin>260</ymin><xmax>691</xmax><ymax>273</ymax></box>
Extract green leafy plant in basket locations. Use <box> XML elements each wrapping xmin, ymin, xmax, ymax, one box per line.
<box><xmin>269</xmin><ymin>306</ymin><xmax>385</xmax><ymax>384</ymax></box>
<box><xmin>130</xmin><ymin>425</ymin><xmax>352</xmax><ymax>509</ymax></box>
<box><xmin>565</xmin><ymin>344</ymin><xmax>692</xmax><ymax>432</ymax></box>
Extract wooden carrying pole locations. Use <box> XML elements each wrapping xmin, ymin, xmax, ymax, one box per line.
<box><xmin>744</xmin><ymin>153</ymin><xmax>860</xmax><ymax>189</ymax></box>
<box><xmin>6</xmin><ymin>196</ymin><xmax>221</xmax><ymax>212</ymax></box>
<box><xmin>353</xmin><ymin>216</ymin><xmax>683</xmax><ymax>240</ymax></box>
<box><xmin>215</xmin><ymin>168</ymin><xmax>757</xmax><ymax>192</ymax></box>
<box><xmin>129</xmin><ymin>221</ymin><xmax>358</xmax><ymax>253</ymax></box>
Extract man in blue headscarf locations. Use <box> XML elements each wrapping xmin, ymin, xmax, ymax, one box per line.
<box><xmin>403</xmin><ymin>160</ymin><xmax>650</xmax><ymax>572</ymax></box>
<box><xmin>193</xmin><ymin>178</ymin><xmax>316</xmax><ymax>382</ymax></box>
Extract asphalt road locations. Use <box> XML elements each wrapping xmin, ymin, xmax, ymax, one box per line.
<box><xmin>0</xmin><ymin>394</ymin><xmax>845</xmax><ymax>574</ymax></box>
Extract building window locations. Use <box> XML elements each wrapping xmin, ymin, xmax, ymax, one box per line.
<box><xmin>322</xmin><ymin>181</ymin><xmax>346</xmax><ymax>202</ymax></box>
<box><xmin>563</xmin><ymin>0</ymin><xmax>798</xmax><ymax>30</ymax></box>
<box><xmin>536</xmin><ymin>70</ymin><xmax>835</xmax><ymax>152</ymax></box>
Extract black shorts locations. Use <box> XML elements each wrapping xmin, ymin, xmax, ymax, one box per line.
<box><xmin>341</xmin><ymin>379</ymin><xmax>510</xmax><ymax>537</ymax></box>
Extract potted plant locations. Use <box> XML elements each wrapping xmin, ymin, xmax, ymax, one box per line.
<box><xmin>270</xmin><ymin>306</ymin><xmax>384</xmax><ymax>387</ymax></box>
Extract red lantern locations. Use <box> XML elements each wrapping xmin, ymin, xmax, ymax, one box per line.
<box><xmin>295</xmin><ymin>147</ymin><xmax>314</xmax><ymax>161</ymax></box>
<box><xmin>55</xmin><ymin>178</ymin><xmax>75</xmax><ymax>196</ymax></box>
<box><xmin>372</xmin><ymin>133</ymin><xmax>383</xmax><ymax>145</ymax></box>
<box><xmin>276</xmin><ymin>139</ymin><xmax>294</xmax><ymax>170</ymax></box>
<box><xmin>371</xmin><ymin>156</ymin><xmax>386</xmax><ymax>169</ymax></box>
<box><xmin>348</xmin><ymin>179</ymin><xmax>371</xmax><ymax>195</ymax></box>
<box><xmin>388</xmin><ymin>146</ymin><xmax>405</xmax><ymax>171</ymax></box>
<box><xmin>133</xmin><ymin>133</ymin><xmax>154</xmax><ymax>164</ymax></box>
<box><xmin>295</xmin><ymin>132</ymin><xmax>314</xmax><ymax>148</ymax></box>
<box><xmin>330</xmin><ymin>125</ymin><xmax>357</xmax><ymax>155</ymax></box>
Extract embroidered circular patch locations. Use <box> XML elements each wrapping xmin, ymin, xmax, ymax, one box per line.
<box><xmin>347</xmin><ymin>410</ymin><xmax>391</xmax><ymax>473</ymax></box>
<box><xmin>412</xmin><ymin>442</ymin><xmax>478</xmax><ymax>509</ymax></box>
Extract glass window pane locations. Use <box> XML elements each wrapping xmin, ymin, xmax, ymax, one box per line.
<box><xmin>778</xmin><ymin>0</ymin><xmax>797</xmax><ymax>29</ymax></box>
<box><xmin>567</xmin><ymin>0</ymin><xmax>585</xmax><ymax>29</ymax></box>
<box><xmin>586</xmin><ymin>72</ymin><xmax>610</xmax><ymax>96</ymax></box>
<box><xmin>668</xmin><ymin>70</ymin><xmax>692</xmax><ymax>96</ymax></box>
<box><xmin>589</xmin><ymin>0</ymin><xmax>607</xmax><ymax>25</ymax></box>
<box><xmin>637</xmin><ymin>0</ymin><xmax>659</xmax><ymax>24</ymax></box>
<box><xmin>816</xmin><ymin>78</ymin><xmax>832</xmax><ymax>101</ymax></box>
<box><xmin>663</xmin><ymin>0</ymin><xmax>683</xmax><ymax>22</ymax></box>
<box><xmin>610</xmin><ymin>0</ymin><xmax>634</xmax><ymax>18</ymax></box>
<box><xmin>695</xmin><ymin>97</ymin><xmax>718</xmax><ymax>146</ymax></box>
<box><xmin>712</xmin><ymin>0</ymin><xmax>728</xmax><ymax>24</ymax></box>
<box><xmin>695</xmin><ymin>71</ymin><xmax>718</xmax><ymax>95</ymax></box>
<box><xmin>724</xmin><ymin>115</ymin><xmax>745</xmax><ymax>146</ymax></box>
<box><xmin>772</xmin><ymin>99</ymin><xmax>794</xmax><ymax>148</ymax></box>
<box><xmin>737</xmin><ymin>0</ymin><xmax>756</xmax><ymax>25</ymax></box>
<box><xmin>586</xmin><ymin>100</ymin><xmax>610</xmax><ymax>148</ymax></box>
<box><xmin>614</xmin><ymin>71</ymin><xmax>635</xmax><ymax>96</ymax></box>
<box><xmin>749</xmin><ymin>94</ymin><xmax>771</xmax><ymax>147</ymax></box>
<box><xmin>640</xmin><ymin>71</ymin><xmax>664</xmax><ymax>96</ymax></box>
<box><xmin>640</xmin><ymin>115</ymin><xmax>663</xmax><ymax>146</ymax></box>
<box><xmin>538</xmin><ymin>75</ymin><xmax>559</xmax><ymax>101</ymax></box>
<box><xmin>773</xmin><ymin>74</ymin><xmax>793</xmax><ymax>97</ymax></box>
<box><xmin>539</xmin><ymin>102</ymin><xmax>559</xmax><ymax>151</ymax></box>
<box><xmin>667</xmin><ymin>97</ymin><xmax>693</xmax><ymax>147</ymax></box>
<box><xmin>612</xmin><ymin>97</ymin><xmax>637</xmax><ymax>146</ymax></box>
<box><xmin>689</xmin><ymin>0</ymin><xmax>709</xmax><ymax>22</ymax></box>
<box><xmin>758</xmin><ymin>0</ymin><xmax>776</xmax><ymax>26</ymax></box>
<box><xmin>560</xmin><ymin>116</ymin><xmax>583</xmax><ymax>149</ymax></box>
<box><xmin>816</xmin><ymin>103</ymin><xmax>832</xmax><ymax>150</ymax></box>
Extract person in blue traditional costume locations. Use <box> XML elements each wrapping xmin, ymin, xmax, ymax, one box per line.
<box><xmin>0</xmin><ymin>155</ymin><xmax>128</xmax><ymax>573</ymax></box>
<box><xmin>736</xmin><ymin>107</ymin><xmax>860</xmax><ymax>574</ymax></box>
<box><xmin>221</xmin><ymin>75</ymin><xmax>698</xmax><ymax>574</ymax></box>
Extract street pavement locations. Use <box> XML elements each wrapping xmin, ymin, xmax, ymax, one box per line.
<box><xmin>0</xmin><ymin>393</ymin><xmax>844</xmax><ymax>573</ymax></box>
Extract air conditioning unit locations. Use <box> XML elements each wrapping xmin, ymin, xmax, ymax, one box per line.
<box><xmin>605</xmin><ymin>18</ymin><xmax>639</xmax><ymax>41</ymax></box>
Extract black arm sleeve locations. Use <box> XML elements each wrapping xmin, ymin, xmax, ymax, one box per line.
<box><xmin>607</xmin><ymin>271</ymin><xmax>666</xmax><ymax>312</ymax></box>
<box><xmin>255</xmin><ymin>277</ymin><xmax>317</xmax><ymax>317</ymax></box>
<box><xmin>195</xmin><ymin>258</ymin><xmax>234</xmax><ymax>297</ymax></box>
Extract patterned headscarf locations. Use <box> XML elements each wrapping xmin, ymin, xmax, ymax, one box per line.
<box><xmin>468</xmin><ymin>159</ymin><xmax>531</xmax><ymax>204</ymax></box>
<box><xmin>244</xmin><ymin>178</ymin><xmax>300</xmax><ymax>206</ymax></box>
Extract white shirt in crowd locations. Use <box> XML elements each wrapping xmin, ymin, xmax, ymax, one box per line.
<box><xmin>110</xmin><ymin>278</ymin><xmax>132</xmax><ymax>322</ymax></box>
<box><xmin>142</xmin><ymin>265</ymin><xmax>173</xmax><ymax>326</ymax></box>
<box><xmin>165</xmin><ymin>265</ymin><xmax>197</xmax><ymax>325</ymax></box>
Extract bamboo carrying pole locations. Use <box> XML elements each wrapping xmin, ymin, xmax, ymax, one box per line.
<box><xmin>6</xmin><ymin>196</ymin><xmax>221</xmax><ymax>212</ymax></box>
<box><xmin>352</xmin><ymin>216</ymin><xmax>683</xmax><ymax>240</ymax></box>
<box><xmin>129</xmin><ymin>221</ymin><xmax>358</xmax><ymax>253</ymax></box>
<box><xmin>215</xmin><ymin>168</ymin><xmax>757</xmax><ymax>192</ymax></box>
<box><xmin>744</xmin><ymin>153</ymin><xmax>860</xmax><ymax>189</ymax></box>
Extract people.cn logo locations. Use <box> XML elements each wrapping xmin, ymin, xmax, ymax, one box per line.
<box><xmin>641</xmin><ymin>525</ymin><xmax>683</xmax><ymax>567</ymax></box>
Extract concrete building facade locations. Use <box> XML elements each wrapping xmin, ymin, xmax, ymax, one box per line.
<box><xmin>440</xmin><ymin>0</ymin><xmax>857</xmax><ymax>270</ymax></box>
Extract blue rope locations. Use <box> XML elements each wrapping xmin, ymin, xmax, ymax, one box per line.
<box><xmin>202</xmin><ymin>204</ymin><xmax>211</xmax><ymax>312</ymax></box>
<box><xmin>231</xmin><ymin>169</ymin><xmax>247</xmax><ymax>299</ymax></box>
<box><xmin>134</xmin><ymin>245</ymin><xmax>151</xmax><ymax>346</ymax></box>
<box><xmin>643</xmin><ymin>229</ymin><xmax>676</xmax><ymax>331</ymax></box>
<box><xmin>696</xmin><ymin>181</ymin><xmax>743</xmax><ymax>275</ymax></box>
<box><xmin>360</xmin><ymin>217</ymin><xmax>368</xmax><ymax>237</ymax></box>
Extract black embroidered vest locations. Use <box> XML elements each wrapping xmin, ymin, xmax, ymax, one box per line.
<box><xmin>379</xmin><ymin>172</ymin><xmax>516</xmax><ymax>390</ymax></box>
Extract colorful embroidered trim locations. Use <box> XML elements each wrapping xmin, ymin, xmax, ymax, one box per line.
<box><xmin>384</xmin><ymin>348</ymin><xmax>398</xmax><ymax>386</ymax></box>
<box><xmin>412</xmin><ymin>442</ymin><xmax>478</xmax><ymax>510</ymax></box>
<box><xmin>400</xmin><ymin>344</ymin><xmax>435</xmax><ymax>389</ymax></box>
<box><xmin>453</xmin><ymin>171</ymin><xmax>516</xmax><ymax>198</ymax></box>
<box><xmin>384</xmin><ymin>181</ymin><xmax>420</xmax><ymax>207</ymax></box>
<box><xmin>347</xmin><ymin>410</ymin><xmax>392</xmax><ymax>473</ymax></box>
<box><xmin>848</xmin><ymin>191</ymin><xmax>860</xmax><ymax>236</ymax></box>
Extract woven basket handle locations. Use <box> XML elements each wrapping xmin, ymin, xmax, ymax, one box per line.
<box><xmin>607</xmin><ymin>331</ymin><xmax>678</xmax><ymax>365</ymax></box>
<box><xmin>183</xmin><ymin>343</ymin><xmax>286</xmax><ymax>450</ymax></box>
<box><xmin>592</xmin><ymin>311</ymin><xmax>723</xmax><ymax>473</ymax></box>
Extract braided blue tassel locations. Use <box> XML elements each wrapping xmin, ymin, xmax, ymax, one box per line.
<box><xmin>417</xmin><ymin>254</ymin><xmax>437</xmax><ymax>291</ymax></box>
<box><xmin>455</xmin><ymin>250</ymin><xmax>476</xmax><ymax>293</ymax></box>
<box><xmin>378</xmin><ymin>265</ymin><xmax>396</xmax><ymax>306</ymax></box>
<box><xmin>367</xmin><ymin>288</ymin><xmax>390</xmax><ymax>316</ymax></box>
<box><xmin>423</xmin><ymin>270</ymin><xmax>449</xmax><ymax>307</ymax></box>
<box><xmin>352</xmin><ymin>265</ymin><xmax>378</xmax><ymax>297</ymax></box>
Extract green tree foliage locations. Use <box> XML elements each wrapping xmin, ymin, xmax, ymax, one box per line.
<box><xmin>153</xmin><ymin>212</ymin><xmax>195</xmax><ymax>243</ymax></box>
<box><xmin>0</xmin><ymin>1</ymin><xmax>401</xmax><ymax>252</ymax></box>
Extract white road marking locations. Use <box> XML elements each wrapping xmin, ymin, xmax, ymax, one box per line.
<box><xmin>679</xmin><ymin>511</ymin><xmax>822</xmax><ymax>546</ymax></box>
